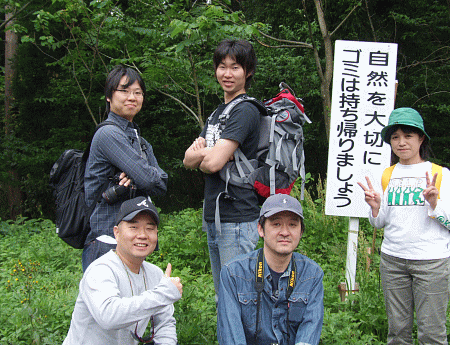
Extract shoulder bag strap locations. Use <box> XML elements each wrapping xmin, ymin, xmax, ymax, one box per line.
<box><xmin>82</xmin><ymin>121</ymin><xmax>121</xmax><ymax>161</ymax></box>
<box><xmin>431</xmin><ymin>163</ymin><xmax>443</xmax><ymax>199</ymax></box>
<box><xmin>381</xmin><ymin>164</ymin><xmax>396</xmax><ymax>192</ymax></box>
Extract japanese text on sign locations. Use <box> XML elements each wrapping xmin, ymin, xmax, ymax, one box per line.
<box><xmin>325</xmin><ymin>41</ymin><xmax>398</xmax><ymax>218</ymax></box>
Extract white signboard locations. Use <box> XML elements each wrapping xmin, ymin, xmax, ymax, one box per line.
<box><xmin>325</xmin><ymin>40</ymin><xmax>398</xmax><ymax>218</ymax></box>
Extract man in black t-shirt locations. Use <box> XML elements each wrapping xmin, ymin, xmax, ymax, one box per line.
<box><xmin>183</xmin><ymin>39</ymin><xmax>261</xmax><ymax>296</ymax></box>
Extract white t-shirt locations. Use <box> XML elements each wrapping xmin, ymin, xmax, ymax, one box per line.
<box><xmin>369</xmin><ymin>161</ymin><xmax>450</xmax><ymax>260</ymax></box>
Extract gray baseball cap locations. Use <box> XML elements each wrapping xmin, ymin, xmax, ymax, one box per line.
<box><xmin>259</xmin><ymin>194</ymin><xmax>303</xmax><ymax>219</ymax></box>
<box><xmin>115</xmin><ymin>196</ymin><xmax>159</xmax><ymax>226</ymax></box>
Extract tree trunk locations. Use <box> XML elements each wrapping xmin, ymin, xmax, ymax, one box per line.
<box><xmin>5</xmin><ymin>7</ymin><xmax>22</xmax><ymax>219</ymax></box>
<box><xmin>313</xmin><ymin>0</ymin><xmax>333</xmax><ymax>141</ymax></box>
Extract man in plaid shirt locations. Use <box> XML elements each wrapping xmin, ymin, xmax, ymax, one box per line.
<box><xmin>82</xmin><ymin>65</ymin><xmax>167</xmax><ymax>271</ymax></box>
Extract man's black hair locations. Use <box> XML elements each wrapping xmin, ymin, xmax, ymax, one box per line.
<box><xmin>386</xmin><ymin>124</ymin><xmax>432</xmax><ymax>164</ymax></box>
<box><xmin>213</xmin><ymin>39</ymin><xmax>257</xmax><ymax>91</ymax></box>
<box><xmin>104</xmin><ymin>65</ymin><xmax>146</xmax><ymax>113</ymax></box>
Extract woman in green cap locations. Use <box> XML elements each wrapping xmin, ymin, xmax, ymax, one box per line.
<box><xmin>358</xmin><ymin>107</ymin><xmax>450</xmax><ymax>345</ymax></box>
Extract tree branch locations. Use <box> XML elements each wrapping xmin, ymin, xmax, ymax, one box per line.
<box><xmin>397</xmin><ymin>46</ymin><xmax>450</xmax><ymax>71</ymax></box>
<box><xmin>303</xmin><ymin>0</ymin><xmax>324</xmax><ymax>82</ymax></box>
<box><xmin>0</xmin><ymin>1</ymin><xmax>33</xmax><ymax>31</ymax></box>
<box><xmin>412</xmin><ymin>91</ymin><xmax>450</xmax><ymax>107</ymax></box>
<box><xmin>398</xmin><ymin>57</ymin><xmax>450</xmax><ymax>72</ymax></box>
<box><xmin>363</xmin><ymin>0</ymin><xmax>377</xmax><ymax>42</ymax></box>
<box><xmin>257</xmin><ymin>31</ymin><xmax>313</xmax><ymax>49</ymax></box>
<box><xmin>153</xmin><ymin>54</ymin><xmax>197</xmax><ymax>98</ymax></box>
<box><xmin>71</xmin><ymin>62</ymin><xmax>98</xmax><ymax>126</ymax></box>
<box><xmin>230</xmin><ymin>3</ymin><xmax>312</xmax><ymax>50</ymax></box>
<box><xmin>312</xmin><ymin>0</ymin><xmax>333</xmax><ymax>140</ymax></box>
<box><xmin>187</xmin><ymin>48</ymin><xmax>204</xmax><ymax>127</ymax></box>
<box><xmin>156</xmin><ymin>88</ymin><xmax>203</xmax><ymax>127</ymax></box>
<box><xmin>330</xmin><ymin>2</ymin><xmax>361</xmax><ymax>38</ymax></box>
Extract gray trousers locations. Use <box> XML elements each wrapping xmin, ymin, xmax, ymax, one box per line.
<box><xmin>380</xmin><ymin>252</ymin><xmax>450</xmax><ymax>345</ymax></box>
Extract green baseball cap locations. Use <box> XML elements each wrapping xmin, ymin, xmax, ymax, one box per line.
<box><xmin>381</xmin><ymin>107</ymin><xmax>430</xmax><ymax>144</ymax></box>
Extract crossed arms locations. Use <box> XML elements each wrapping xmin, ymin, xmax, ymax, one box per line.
<box><xmin>183</xmin><ymin>136</ymin><xmax>238</xmax><ymax>174</ymax></box>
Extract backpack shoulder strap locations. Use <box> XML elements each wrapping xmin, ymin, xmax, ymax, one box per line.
<box><xmin>431</xmin><ymin>163</ymin><xmax>443</xmax><ymax>199</ymax></box>
<box><xmin>205</xmin><ymin>110</ymin><xmax>215</xmax><ymax>127</ymax></box>
<box><xmin>94</xmin><ymin>120</ymin><xmax>122</xmax><ymax>135</ymax></box>
<box><xmin>84</xmin><ymin>121</ymin><xmax>124</xmax><ymax>209</ymax></box>
<box><xmin>219</xmin><ymin>95</ymin><xmax>267</xmax><ymax>128</ymax></box>
<box><xmin>381</xmin><ymin>164</ymin><xmax>396</xmax><ymax>192</ymax></box>
<box><xmin>82</xmin><ymin>121</ymin><xmax>123</xmax><ymax>161</ymax></box>
<box><xmin>218</xmin><ymin>96</ymin><xmax>247</xmax><ymax>127</ymax></box>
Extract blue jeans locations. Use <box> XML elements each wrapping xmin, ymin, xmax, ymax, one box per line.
<box><xmin>82</xmin><ymin>240</ymin><xmax>117</xmax><ymax>272</ymax></box>
<box><xmin>380</xmin><ymin>252</ymin><xmax>450</xmax><ymax>345</ymax></box>
<box><xmin>206</xmin><ymin>220</ymin><xmax>260</xmax><ymax>296</ymax></box>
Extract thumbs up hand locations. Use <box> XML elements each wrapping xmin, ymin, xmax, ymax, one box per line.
<box><xmin>165</xmin><ymin>263</ymin><xmax>182</xmax><ymax>295</ymax></box>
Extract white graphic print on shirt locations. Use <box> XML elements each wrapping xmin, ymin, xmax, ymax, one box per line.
<box><xmin>204</xmin><ymin>122</ymin><xmax>221</xmax><ymax>148</ymax></box>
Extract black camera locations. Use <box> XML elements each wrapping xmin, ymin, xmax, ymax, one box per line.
<box><xmin>102</xmin><ymin>174</ymin><xmax>135</xmax><ymax>204</ymax></box>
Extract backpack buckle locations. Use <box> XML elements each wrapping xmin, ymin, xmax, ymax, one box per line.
<box><xmin>223</xmin><ymin>194</ymin><xmax>236</xmax><ymax>201</ymax></box>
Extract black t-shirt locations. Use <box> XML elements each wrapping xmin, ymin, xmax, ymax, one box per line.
<box><xmin>268</xmin><ymin>265</ymin><xmax>284</xmax><ymax>298</ymax></box>
<box><xmin>200</xmin><ymin>94</ymin><xmax>261</xmax><ymax>223</ymax></box>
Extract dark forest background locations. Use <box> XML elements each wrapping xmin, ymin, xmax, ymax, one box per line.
<box><xmin>1</xmin><ymin>0</ymin><xmax>449</xmax><ymax>220</ymax></box>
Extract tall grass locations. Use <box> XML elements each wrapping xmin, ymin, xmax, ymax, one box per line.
<box><xmin>2</xmin><ymin>179</ymin><xmax>444</xmax><ymax>344</ymax></box>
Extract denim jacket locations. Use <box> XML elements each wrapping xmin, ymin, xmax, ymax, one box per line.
<box><xmin>218</xmin><ymin>251</ymin><xmax>324</xmax><ymax>345</ymax></box>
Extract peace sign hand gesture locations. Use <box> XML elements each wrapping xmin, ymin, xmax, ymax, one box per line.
<box><xmin>423</xmin><ymin>171</ymin><xmax>439</xmax><ymax>210</ymax></box>
<box><xmin>357</xmin><ymin>176</ymin><xmax>381</xmax><ymax>217</ymax></box>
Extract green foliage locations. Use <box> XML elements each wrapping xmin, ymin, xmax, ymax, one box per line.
<box><xmin>292</xmin><ymin>176</ymin><xmax>348</xmax><ymax>259</ymax></box>
<box><xmin>149</xmin><ymin>207</ymin><xmax>210</xmax><ymax>274</ymax></box>
<box><xmin>1</xmin><ymin>16</ymin><xmax>450</xmax><ymax>345</ymax></box>
<box><xmin>172</xmin><ymin>273</ymin><xmax>217</xmax><ymax>344</ymax></box>
<box><xmin>320</xmin><ymin>309</ymin><xmax>383</xmax><ymax>344</ymax></box>
<box><xmin>0</xmin><ymin>210</ymin><xmax>218</xmax><ymax>344</ymax></box>
<box><xmin>3</xmin><ymin>0</ymin><xmax>450</xmax><ymax>220</ymax></box>
<box><xmin>0</xmin><ymin>217</ymin><xmax>82</xmax><ymax>345</ymax></box>
<box><xmin>292</xmin><ymin>179</ymin><xmax>390</xmax><ymax>344</ymax></box>
<box><xmin>148</xmin><ymin>207</ymin><xmax>217</xmax><ymax>344</ymax></box>
<box><xmin>0</xmin><ymin>183</ymin><xmax>378</xmax><ymax>344</ymax></box>
<box><xmin>5</xmin><ymin>182</ymin><xmax>450</xmax><ymax>343</ymax></box>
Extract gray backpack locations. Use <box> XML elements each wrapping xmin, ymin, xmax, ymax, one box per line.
<box><xmin>216</xmin><ymin>82</ymin><xmax>311</xmax><ymax>203</ymax></box>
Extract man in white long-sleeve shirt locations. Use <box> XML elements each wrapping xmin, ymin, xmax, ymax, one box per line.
<box><xmin>63</xmin><ymin>196</ymin><xmax>182</xmax><ymax>345</ymax></box>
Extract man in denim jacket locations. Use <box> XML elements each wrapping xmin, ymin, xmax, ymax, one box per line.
<box><xmin>217</xmin><ymin>194</ymin><xmax>324</xmax><ymax>345</ymax></box>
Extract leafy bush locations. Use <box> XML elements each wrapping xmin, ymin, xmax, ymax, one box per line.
<box><xmin>147</xmin><ymin>208</ymin><xmax>218</xmax><ymax>344</ymax></box>
<box><xmin>0</xmin><ymin>217</ymin><xmax>82</xmax><ymax>345</ymax></box>
<box><xmin>293</xmin><ymin>178</ymin><xmax>389</xmax><ymax>344</ymax></box>
<box><xmin>150</xmin><ymin>208</ymin><xmax>210</xmax><ymax>274</ymax></box>
<box><xmin>0</xmin><ymin>210</ymin><xmax>218</xmax><ymax>345</ymax></box>
<box><xmin>5</xmin><ymin>183</ymin><xmax>450</xmax><ymax>344</ymax></box>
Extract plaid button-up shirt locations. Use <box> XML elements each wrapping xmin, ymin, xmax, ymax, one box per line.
<box><xmin>84</xmin><ymin>112</ymin><xmax>167</xmax><ymax>243</ymax></box>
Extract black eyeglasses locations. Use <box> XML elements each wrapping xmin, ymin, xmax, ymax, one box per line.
<box><xmin>130</xmin><ymin>316</ymin><xmax>155</xmax><ymax>344</ymax></box>
<box><xmin>115</xmin><ymin>89</ymin><xmax>144</xmax><ymax>98</ymax></box>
